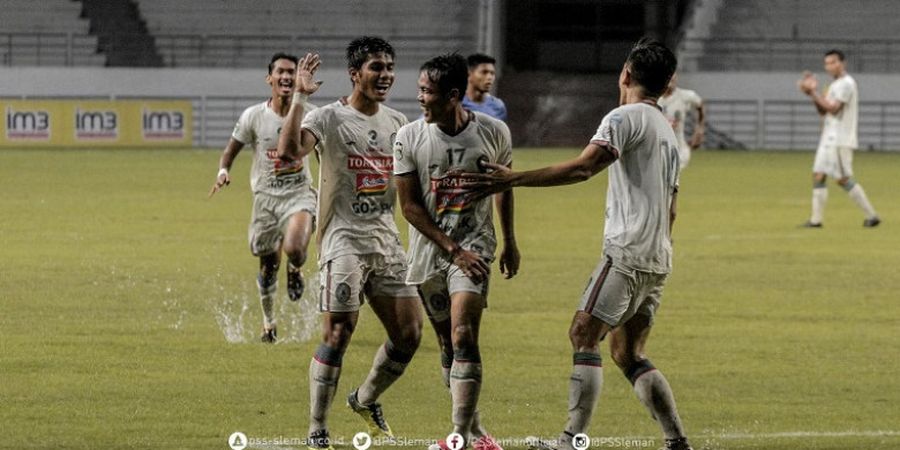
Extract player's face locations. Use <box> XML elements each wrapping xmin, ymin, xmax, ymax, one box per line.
<box><xmin>351</xmin><ymin>52</ymin><xmax>395</xmax><ymax>102</ymax></box>
<box><xmin>468</xmin><ymin>63</ymin><xmax>496</xmax><ymax>93</ymax></box>
<box><xmin>417</xmin><ymin>72</ymin><xmax>454</xmax><ymax>124</ymax></box>
<box><xmin>266</xmin><ymin>58</ymin><xmax>296</xmax><ymax>98</ymax></box>
<box><xmin>824</xmin><ymin>54</ymin><xmax>843</xmax><ymax>78</ymax></box>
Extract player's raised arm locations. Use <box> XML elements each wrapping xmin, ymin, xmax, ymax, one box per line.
<box><xmin>277</xmin><ymin>53</ymin><xmax>322</xmax><ymax>162</ymax></box>
<box><xmin>209</xmin><ymin>137</ymin><xmax>244</xmax><ymax>197</ymax></box>
<box><xmin>395</xmin><ymin>173</ymin><xmax>490</xmax><ymax>283</ymax></box>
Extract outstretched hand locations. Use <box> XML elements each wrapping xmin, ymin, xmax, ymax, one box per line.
<box><xmin>295</xmin><ymin>53</ymin><xmax>323</xmax><ymax>95</ymax></box>
<box><xmin>458</xmin><ymin>162</ymin><xmax>515</xmax><ymax>203</ymax></box>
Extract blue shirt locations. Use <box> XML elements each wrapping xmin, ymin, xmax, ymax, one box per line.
<box><xmin>462</xmin><ymin>94</ymin><xmax>508</xmax><ymax>122</ymax></box>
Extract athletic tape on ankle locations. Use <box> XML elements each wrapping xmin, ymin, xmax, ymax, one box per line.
<box><xmin>625</xmin><ymin>359</ymin><xmax>657</xmax><ymax>385</ymax></box>
<box><xmin>314</xmin><ymin>344</ymin><xmax>344</xmax><ymax>367</ymax></box>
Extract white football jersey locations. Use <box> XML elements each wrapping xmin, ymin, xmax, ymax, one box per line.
<box><xmin>657</xmin><ymin>87</ymin><xmax>702</xmax><ymax>152</ymax></box>
<box><xmin>393</xmin><ymin>112</ymin><xmax>512</xmax><ymax>284</ymax></box>
<box><xmin>232</xmin><ymin>100</ymin><xmax>316</xmax><ymax>197</ymax></box>
<box><xmin>820</xmin><ymin>74</ymin><xmax>858</xmax><ymax>149</ymax></box>
<box><xmin>302</xmin><ymin>99</ymin><xmax>408</xmax><ymax>263</ymax></box>
<box><xmin>591</xmin><ymin>101</ymin><xmax>680</xmax><ymax>274</ymax></box>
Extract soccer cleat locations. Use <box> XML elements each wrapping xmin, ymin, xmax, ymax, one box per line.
<box><xmin>524</xmin><ymin>436</ymin><xmax>558</xmax><ymax>450</ymax></box>
<box><xmin>287</xmin><ymin>266</ymin><xmax>305</xmax><ymax>301</ymax></box>
<box><xmin>347</xmin><ymin>389</ymin><xmax>394</xmax><ymax>438</ymax></box>
<box><xmin>260</xmin><ymin>326</ymin><xmax>277</xmax><ymax>344</ymax></box>
<box><xmin>801</xmin><ymin>220</ymin><xmax>823</xmax><ymax>228</ymax></box>
<box><xmin>863</xmin><ymin>216</ymin><xmax>881</xmax><ymax>228</ymax></box>
<box><xmin>664</xmin><ymin>437</ymin><xmax>694</xmax><ymax>450</ymax></box>
<box><xmin>307</xmin><ymin>429</ymin><xmax>334</xmax><ymax>450</ymax></box>
<box><xmin>473</xmin><ymin>434</ymin><xmax>503</xmax><ymax>450</ymax></box>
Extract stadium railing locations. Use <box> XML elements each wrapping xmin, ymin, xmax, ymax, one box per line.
<box><xmin>704</xmin><ymin>99</ymin><xmax>900</xmax><ymax>151</ymax></box>
<box><xmin>680</xmin><ymin>38</ymin><xmax>900</xmax><ymax>73</ymax></box>
<box><xmin>0</xmin><ymin>32</ymin><xmax>105</xmax><ymax>66</ymax></box>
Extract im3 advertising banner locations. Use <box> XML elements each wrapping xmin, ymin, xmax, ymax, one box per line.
<box><xmin>0</xmin><ymin>100</ymin><xmax>193</xmax><ymax>147</ymax></box>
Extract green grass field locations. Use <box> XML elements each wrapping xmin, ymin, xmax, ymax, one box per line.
<box><xmin>2</xmin><ymin>148</ymin><xmax>899</xmax><ymax>450</ymax></box>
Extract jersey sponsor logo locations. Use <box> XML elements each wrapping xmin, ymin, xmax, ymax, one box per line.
<box><xmin>266</xmin><ymin>149</ymin><xmax>303</xmax><ymax>176</ymax></box>
<box><xmin>75</xmin><ymin>108</ymin><xmax>117</xmax><ymax>140</ymax></box>
<box><xmin>431</xmin><ymin>175</ymin><xmax>476</xmax><ymax>216</ymax></box>
<box><xmin>356</xmin><ymin>172</ymin><xmax>390</xmax><ymax>196</ymax></box>
<box><xmin>5</xmin><ymin>106</ymin><xmax>50</xmax><ymax>140</ymax></box>
<box><xmin>142</xmin><ymin>109</ymin><xmax>185</xmax><ymax>140</ymax></box>
<box><xmin>347</xmin><ymin>155</ymin><xmax>393</xmax><ymax>171</ymax></box>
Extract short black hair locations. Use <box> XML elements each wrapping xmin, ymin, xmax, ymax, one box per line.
<box><xmin>624</xmin><ymin>37</ymin><xmax>677</xmax><ymax>98</ymax></box>
<box><xmin>346</xmin><ymin>36</ymin><xmax>395</xmax><ymax>70</ymax></box>
<box><xmin>467</xmin><ymin>53</ymin><xmax>496</xmax><ymax>69</ymax></box>
<box><xmin>825</xmin><ymin>49</ymin><xmax>845</xmax><ymax>61</ymax></box>
<box><xmin>420</xmin><ymin>53</ymin><xmax>469</xmax><ymax>100</ymax></box>
<box><xmin>268</xmin><ymin>52</ymin><xmax>298</xmax><ymax>74</ymax></box>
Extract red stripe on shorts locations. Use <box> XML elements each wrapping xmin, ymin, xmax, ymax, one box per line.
<box><xmin>584</xmin><ymin>257</ymin><xmax>613</xmax><ymax>313</ymax></box>
<box><xmin>325</xmin><ymin>260</ymin><xmax>332</xmax><ymax>311</ymax></box>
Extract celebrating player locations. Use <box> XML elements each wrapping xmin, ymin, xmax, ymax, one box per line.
<box><xmin>394</xmin><ymin>53</ymin><xmax>518</xmax><ymax>450</ymax></box>
<box><xmin>210</xmin><ymin>52</ymin><xmax>317</xmax><ymax>343</ymax></box>
<box><xmin>463</xmin><ymin>38</ymin><xmax>693</xmax><ymax>450</ymax></box>
<box><xmin>798</xmin><ymin>49</ymin><xmax>880</xmax><ymax>228</ymax></box>
<box><xmin>276</xmin><ymin>37</ymin><xmax>423</xmax><ymax>449</ymax></box>
<box><xmin>462</xmin><ymin>53</ymin><xmax>508</xmax><ymax>122</ymax></box>
<box><xmin>657</xmin><ymin>73</ymin><xmax>704</xmax><ymax>169</ymax></box>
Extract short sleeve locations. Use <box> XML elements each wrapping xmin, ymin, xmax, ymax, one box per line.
<box><xmin>495</xmin><ymin>98</ymin><xmax>509</xmax><ymax>122</ymax></box>
<box><xmin>231</xmin><ymin>107</ymin><xmax>254</xmax><ymax>144</ymax></box>
<box><xmin>686</xmin><ymin>89</ymin><xmax>703</xmax><ymax>108</ymax></box>
<box><xmin>393</xmin><ymin>124</ymin><xmax>417</xmax><ymax>175</ymax></box>
<box><xmin>829</xmin><ymin>80</ymin><xmax>852</xmax><ymax>104</ymax></box>
<box><xmin>590</xmin><ymin>109</ymin><xmax>632</xmax><ymax>157</ymax></box>
<box><xmin>301</xmin><ymin>107</ymin><xmax>326</xmax><ymax>143</ymax></box>
<box><xmin>495</xmin><ymin>121</ymin><xmax>513</xmax><ymax>167</ymax></box>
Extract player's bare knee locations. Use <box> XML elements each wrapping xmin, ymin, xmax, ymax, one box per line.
<box><xmin>610</xmin><ymin>346</ymin><xmax>639</xmax><ymax>370</ymax></box>
<box><xmin>323</xmin><ymin>321</ymin><xmax>355</xmax><ymax>350</ymax></box>
<box><xmin>396</xmin><ymin>322</ymin><xmax>422</xmax><ymax>353</ymax></box>
<box><xmin>451</xmin><ymin>323</ymin><xmax>478</xmax><ymax>352</ymax></box>
<box><xmin>285</xmin><ymin>247</ymin><xmax>307</xmax><ymax>268</ymax></box>
<box><xmin>568</xmin><ymin>317</ymin><xmax>602</xmax><ymax>352</ymax></box>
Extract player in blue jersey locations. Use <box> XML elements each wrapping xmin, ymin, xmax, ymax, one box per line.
<box><xmin>461</xmin><ymin>53</ymin><xmax>507</xmax><ymax>121</ymax></box>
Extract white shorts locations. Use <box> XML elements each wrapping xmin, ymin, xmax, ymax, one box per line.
<box><xmin>417</xmin><ymin>265</ymin><xmax>489</xmax><ymax>323</ymax></box>
<box><xmin>813</xmin><ymin>145</ymin><xmax>854</xmax><ymax>179</ymax></box>
<box><xmin>318</xmin><ymin>252</ymin><xmax>418</xmax><ymax>313</ymax></box>
<box><xmin>578</xmin><ymin>255</ymin><xmax>667</xmax><ymax>327</ymax></box>
<box><xmin>248</xmin><ymin>190</ymin><xmax>317</xmax><ymax>256</ymax></box>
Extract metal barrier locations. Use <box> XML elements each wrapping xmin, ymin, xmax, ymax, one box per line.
<box><xmin>705</xmin><ymin>99</ymin><xmax>900</xmax><ymax>151</ymax></box>
<box><xmin>681</xmin><ymin>38</ymin><xmax>900</xmax><ymax>73</ymax></box>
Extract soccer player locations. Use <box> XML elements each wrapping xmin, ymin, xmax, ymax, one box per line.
<box><xmin>464</xmin><ymin>38</ymin><xmax>693</xmax><ymax>450</ymax></box>
<box><xmin>276</xmin><ymin>38</ymin><xmax>423</xmax><ymax>450</ymax></box>
<box><xmin>394</xmin><ymin>53</ymin><xmax>518</xmax><ymax>450</ymax></box>
<box><xmin>210</xmin><ymin>52</ymin><xmax>317</xmax><ymax>344</ymax></box>
<box><xmin>798</xmin><ymin>49</ymin><xmax>880</xmax><ymax>228</ymax></box>
<box><xmin>657</xmin><ymin>73</ymin><xmax>704</xmax><ymax>169</ymax></box>
<box><xmin>461</xmin><ymin>53</ymin><xmax>508</xmax><ymax>121</ymax></box>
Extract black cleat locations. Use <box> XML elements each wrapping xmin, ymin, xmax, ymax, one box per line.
<box><xmin>801</xmin><ymin>220</ymin><xmax>823</xmax><ymax>228</ymax></box>
<box><xmin>307</xmin><ymin>429</ymin><xmax>334</xmax><ymax>450</ymax></box>
<box><xmin>287</xmin><ymin>266</ymin><xmax>305</xmax><ymax>302</ymax></box>
<box><xmin>863</xmin><ymin>216</ymin><xmax>881</xmax><ymax>228</ymax></box>
<box><xmin>260</xmin><ymin>327</ymin><xmax>277</xmax><ymax>344</ymax></box>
